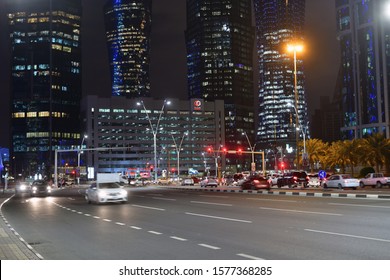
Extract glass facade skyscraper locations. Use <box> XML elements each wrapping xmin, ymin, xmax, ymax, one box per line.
<box><xmin>253</xmin><ymin>0</ymin><xmax>309</xmax><ymax>161</ymax></box>
<box><xmin>6</xmin><ymin>0</ymin><xmax>82</xmax><ymax>177</ymax></box>
<box><xmin>104</xmin><ymin>0</ymin><xmax>152</xmax><ymax>98</ymax></box>
<box><xmin>185</xmin><ymin>0</ymin><xmax>255</xmax><ymax>157</ymax></box>
<box><xmin>336</xmin><ymin>0</ymin><xmax>390</xmax><ymax>139</ymax></box>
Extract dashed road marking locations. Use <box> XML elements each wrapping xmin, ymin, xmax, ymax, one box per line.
<box><xmin>198</xmin><ymin>243</ymin><xmax>220</xmax><ymax>250</ymax></box>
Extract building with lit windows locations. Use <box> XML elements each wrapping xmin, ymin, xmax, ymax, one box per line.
<box><xmin>253</xmin><ymin>0</ymin><xmax>309</xmax><ymax>169</ymax></box>
<box><xmin>104</xmin><ymin>0</ymin><xmax>152</xmax><ymax>97</ymax></box>
<box><xmin>6</xmin><ymin>0</ymin><xmax>82</xmax><ymax>177</ymax></box>
<box><xmin>336</xmin><ymin>0</ymin><xmax>390</xmax><ymax>139</ymax></box>
<box><xmin>81</xmin><ymin>96</ymin><xmax>225</xmax><ymax>178</ymax></box>
<box><xmin>185</xmin><ymin>0</ymin><xmax>255</xmax><ymax>158</ymax></box>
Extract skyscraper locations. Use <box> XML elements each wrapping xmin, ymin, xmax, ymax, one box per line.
<box><xmin>253</xmin><ymin>0</ymin><xmax>309</xmax><ymax>167</ymax></box>
<box><xmin>104</xmin><ymin>0</ymin><xmax>152</xmax><ymax>98</ymax></box>
<box><xmin>6</xmin><ymin>0</ymin><xmax>82</xmax><ymax>177</ymax></box>
<box><xmin>336</xmin><ymin>0</ymin><xmax>390</xmax><ymax>139</ymax></box>
<box><xmin>185</xmin><ymin>0</ymin><xmax>255</xmax><ymax>171</ymax></box>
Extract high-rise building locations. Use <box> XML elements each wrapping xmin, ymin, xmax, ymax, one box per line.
<box><xmin>6</xmin><ymin>0</ymin><xmax>82</xmax><ymax>177</ymax></box>
<box><xmin>185</xmin><ymin>0</ymin><xmax>255</xmax><ymax>171</ymax></box>
<box><xmin>336</xmin><ymin>0</ymin><xmax>390</xmax><ymax>139</ymax></box>
<box><xmin>253</xmin><ymin>0</ymin><xmax>309</xmax><ymax>168</ymax></box>
<box><xmin>104</xmin><ymin>0</ymin><xmax>152</xmax><ymax>98</ymax></box>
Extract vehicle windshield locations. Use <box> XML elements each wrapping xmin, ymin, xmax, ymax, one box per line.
<box><xmin>99</xmin><ymin>182</ymin><xmax>120</xmax><ymax>189</ymax></box>
<box><xmin>341</xmin><ymin>175</ymin><xmax>351</xmax><ymax>179</ymax></box>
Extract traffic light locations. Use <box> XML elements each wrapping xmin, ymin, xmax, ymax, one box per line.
<box><xmin>280</xmin><ymin>162</ymin><xmax>286</xmax><ymax>170</ymax></box>
<box><xmin>237</xmin><ymin>148</ymin><xmax>243</xmax><ymax>155</ymax></box>
<box><xmin>207</xmin><ymin>147</ymin><xmax>213</xmax><ymax>153</ymax></box>
<box><xmin>150</xmin><ymin>165</ymin><xmax>154</xmax><ymax>172</ymax></box>
<box><xmin>222</xmin><ymin>147</ymin><xmax>227</xmax><ymax>154</ymax></box>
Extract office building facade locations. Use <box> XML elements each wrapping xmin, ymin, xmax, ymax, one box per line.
<box><xmin>185</xmin><ymin>0</ymin><xmax>255</xmax><ymax>156</ymax></box>
<box><xmin>253</xmin><ymin>0</ymin><xmax>309</xmax><ymax>167</ymax></box>
<box><xmin>81</xmin><ymin>96</ymin><xmax>225</xmax><ymax>178</ymax></box>
<box><xmin>104</xmin><ymin>0</ymin><xmax>152</xmax><ymax>98</ymax></box>
<box><xmin>6</xmin><ymin>0</ymin><xmax>82</xmax><ymax>177</ymax></box>
<box><xmin>336</xmin><ymin>0</ymin><xmax>390</xmax><ymax>139</ymax></box>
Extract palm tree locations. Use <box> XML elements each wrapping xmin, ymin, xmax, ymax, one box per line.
<box><xmin>298</xmin><ymin>138</ymin><xmax>328</xmax><ymax>173</ymax></box>
<box><xmin>359</xmin><ymin>133</ymin><xmax>390</xmax><ymax>173</ymax></box>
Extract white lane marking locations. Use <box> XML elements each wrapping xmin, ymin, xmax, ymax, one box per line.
<box><xmin>103</xmin><ymin>219</ymin><xmax>112</xmax><ymax>222</ymax></box>
<box><xmin>132</xmin><ymin>204</ymin><xmax>166</xmax><ymax>211</ymax></box>
<box><xmin>148</xmin><ymin>231</ymin><xmax>163</xmax><ymax>235</ymax></box>
<box><xmin>259</xmin><ymin>207</ymin><xmax>342</xmax><ymax>216</ymax></box>
<box><xmin>198</xmin><ymin>244</ymin><xmax>220</xmax><ymax>250</ymax></box>
<box><xmin>190</xmin><ymin>201</ymin><xmax>233</xmax><ymax>207</ymax></box>
<box><xmin>77</xmin><ymin>211</ymin><xmax>83</xmax><ymax>215</ymax></box>
<box><xmin>170</xmin><ymin>236</ymin><xmax>188</xmax><ymax>242</ymax></box>
<box><xmin>237</xmin><ymin>253</ymin><xmax>265</xmax><ymax>260</ymax></box>
<box><xmin>130</xmin><ymin>226</ymin><xmax>142</xmax><ymax>230</ymax></box>
<box><xmin>93</xmin><ymin>216</ymin><xmax>100</xmax><ymax>219</ymax></box>
<box><xmin>116</xmin><ymin>222</ymin><xmax>126</xmax><ymax>226</ymax></box>
<box><xmin>247</xmin><ymin>198</ymin><xmax>297</xmax><ymax>203</ymax></box>
<box><xmin>305</xmin><ymin>229</ymin><xmax>390</xmax><ymax>243</ymax></box>
<box><xmin>185</xmin><ymin>212</ymin><xmax>252</xmax><ymax>223</ymax></box>
<box><xmin>152</xmin><ymin>197</ymin><xmax>176</xmax><ymax>201</ymax></box>
<box><xmin>329</xmin><ymin>203</ymin><xmax>390</xmax><ymax>209</ymax></box>
<box><xmin>84</xmin><ymin>214</ymin><xmax>91</xmax><ymax>217</ymax></box>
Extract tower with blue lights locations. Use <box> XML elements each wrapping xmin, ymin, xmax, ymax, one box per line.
<box><xmin>336</xmin><ymin>0</ymin><xmax>390</xmax><ymax>139</ymax></box>
<box><xmin>104</xmin><ymin>0</ymin><xmax>152</xmax><ymax>98</ymax></box>
<box><xmin>253</xmin><ymin>0</ymin><xmax>309</xmax><ymax>165</ymax></box>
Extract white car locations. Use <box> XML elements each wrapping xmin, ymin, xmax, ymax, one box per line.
<box><xmin>321</xmin><ymin>174</ymin><xmax>359</xmax><ymax>190</ymax></box>
<box><xmin>200</xmin><ymin>178</ymin><xmax>218</xmax><ymax>187</ymax></box>
<box><xmin>85</xmin><ymin>182</ymin><xmax>128</xmax><ymax>204</ymax></box>
<box><xmin>181</xmin><ymin>178</ymin><xmax>194</xmax><ymax>186</ymax></box>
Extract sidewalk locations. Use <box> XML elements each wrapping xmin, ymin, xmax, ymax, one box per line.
<box><xmin>0</xmin><ymin>190</ymin><xmax>42</xmax><ymax>260</ymax></box>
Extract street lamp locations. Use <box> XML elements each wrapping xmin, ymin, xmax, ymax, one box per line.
<box><xmin>77</xmin><ymin>134</ymin><xmax>88</xmax><ymax>184</ymax></box>
<box><xmin>242</xmin><ymin>131</ymin><xmax>256</xmax><ymax>173</ymax></box>
<box><xmin>287</xmin><ymin>43</ymin><xmax>303</xmax><ymax>169</ymax></box>
<box><xmin>137</xmin><ymin>99</ymin><xmax>171</xmax><ymax>182</ymax></box>
<box><xmin>171</xmin><ymin>131</ymin><xmax>188</xmax><ymax>181</ymax></box>
<box><xmin>287</xmin><ymin>102</ymin><xmax>307</xmax><ymax>168</ymax></box>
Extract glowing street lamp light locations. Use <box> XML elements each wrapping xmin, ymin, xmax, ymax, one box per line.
<box><xmin>137</xmin><ymin>99</ymin><xmax>171</xmax><ymax>182</ymax></box>
<box><xmin>287</xmin><ymin>43</ymin><xmax>304</xmax><ymax>169</ymax></box>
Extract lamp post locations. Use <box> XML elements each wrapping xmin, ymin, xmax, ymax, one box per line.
<box><xmin>287</xmin><ymin>102</ymin><xmax>307</xmax><ymax>168</ymax></box>
<box><xmin>137</xmin><ymin>99</ymin><xmax>171</xmax><ymax>182</ymax></box>
<box><xmin>77</xmin><ymin>134</ymin><xmax>88</xmax><ymax>184</ymax></box>
<box><xmin>242</xmin><ymin>131</ymin><xmax>256</xmax><ymax>173</ymax></box>
<box><xmin>171</xmin><ymin>131</ymin><xmax>188</xmax><ymax>181</ymax></box>
<box><xmin>287</xmin><ymin>43</ymin><xmax>303</xmax><ymax>169</ymax></box>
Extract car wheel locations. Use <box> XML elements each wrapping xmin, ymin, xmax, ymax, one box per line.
<box><xmin>85</xmin><ymin>195</ymin><xmax>91</xmax><ymax>204</ymax></box>
<box><xmin>337</xmin><ymin>183</ymin><xmax>343</xmax><ymax>189</ymax></box>
<box><xmin>376</xmin><ymin>181</ymin><xmax>382</xmax><ymax>188</ymax></box>
<box><xmin>323</xmin><ymin>184</ymin><xmax>327</xmax><ymax>189</ymax></box>
<box><xmin>359</xmin><ymin>182</ymin><xmax>364</xmax><ymax>188</ymax></box>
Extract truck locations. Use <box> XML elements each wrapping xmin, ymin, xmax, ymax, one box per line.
<box><xmin>359</xmin><ymin>173</ymin><xmax>390</xmax><ymax>188</ymax></box>
<box><xmin>96</xmin><ymin>173</ymin><xmax>127</xmax><ymax>184</ymax></box>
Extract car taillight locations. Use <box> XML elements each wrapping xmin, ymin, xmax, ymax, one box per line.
<box><xmin>306</xmin><ymin>176</ymin><xmax>310</xmax><ymax>181</ymax></box>
<box><xmin>253</xmin><ymin>180</ymin><xmax>259</xmax><ymax>183</ymax></box>
<box><xmin>293</xmin><ymin>176</ymin><xmax>298</xmax><ymax>181</ymax></box>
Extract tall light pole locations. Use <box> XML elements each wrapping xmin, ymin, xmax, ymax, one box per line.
<box><xmin>171</xmin><ymin>131</ymin><xmax>188</xmax><ymax>181</ymax></box>
<box><xmin>137</xmin><ymin>99</ymin><xmax>170</xmax><ymax>182</ymax></box>
<box><xmin>77</xmin><ymin>134</ymin><xmax>87</xmax><ymax>184</ymax></box>
<box><xmin>287</xmin><ymin>43</ymin><xmax>303</xmax><ymax>169</ymax></box>
<box><xmin>242</xmin><ymin>131</ymin><xmax>256</xmax><ymax>173</ymax></box>
<box><xmin>287</xmin><ymin>102</ymin><xmax>307</xmax><ymax>168</ymax></box>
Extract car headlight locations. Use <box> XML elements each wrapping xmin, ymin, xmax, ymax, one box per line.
<box><xmin>20</xmin><ymin>184</ymin><xmax>27</xmax><ymax>191</ymax></box>
<box><xmin>47</xmin><ymin>186</ymin><xmax>52</xmax><ymax>192</ymax></box>
<box><xmin>32</xmin><ymin>186</ymin><xmax>37</xmax><ymax>191</ymax></box>
<box><xmin>120</xmin><ymin>189</ymin><xmax>127</xmax><ymax>196</ymax></box>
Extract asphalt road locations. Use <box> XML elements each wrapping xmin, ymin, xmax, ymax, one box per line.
<box><xmin>3</xmin><ymin>186</ymin><xmax>390</xmax><ymax>259</ymax></box>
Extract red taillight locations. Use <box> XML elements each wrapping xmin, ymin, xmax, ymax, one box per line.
<box><xmin>293</xmin><ymin>176</ymin><xmax>298</xmax><ymax>182</ymax></box>
<box><xmin>306</xmin><ymin>176</ymin><xmax>310</xmax><ymax>181</ymax></box>
<box><xmin>253</xmin><ymin>180</ymin><xmax>259</xmax><ymax>183</ymax></box>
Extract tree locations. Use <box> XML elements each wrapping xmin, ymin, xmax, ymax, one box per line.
<box><xmin>359</xmin><ymin>133</ymin><xmax>390</xmax><ymax>173</ymax></box>
<box><xmin>298</xmin><ymin>138</ymin><xmax>328</xmax><ymax>173</ymax></box>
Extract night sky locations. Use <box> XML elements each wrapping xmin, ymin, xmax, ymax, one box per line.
<box><xmin>0</xmin><ymin>0</ymin><xmax>339</xmax><ymax>147</ymax></box>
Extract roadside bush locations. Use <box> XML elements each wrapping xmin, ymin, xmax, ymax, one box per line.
<box><xmin>359</xmin><ymin>167</ymin><xmax>375</xmax><ymax>177</ymax></box>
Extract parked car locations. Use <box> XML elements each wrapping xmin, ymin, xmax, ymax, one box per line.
<box><xmin>240</xmin><ymin>175</ymin><xmax>271</xmax><ymax>190</ymax></box>
<box><xmin>85</xmin><ymin>182</ymin><xmax>128</xmax><ymax>204</ymax></box>
<box><xmin>321</xmin><ymin>174</ymin><xmax>359</xmax><ymax>190</ymax></box>
<box><xmin>181</xmin><ymin>178</ymin><xmax>195</xmax><ymax>186</ymax></box>
<box><xmin>308</xmin><ymin>173</ymin><xmax>321</xmax><ymax>187</ymax></box>
<box><xmin>359</xmin><ymin>173</ymin><xmax>390</xmax><ymax>188</ymax></box>
<box><xmin>200</xmin><ymin>178</ymin><xmax>218</xmax><ymax>187</ymax></box>
<box><xmin>30</xmin><ymin>180</ymin><xmax>52</xmax><ymax>197</ymax></box>
<box><xmin>268</xmin><ymin>174</ymin><xmax>280</xmax><ymax>186</ymax></box>
<box><xmin>277</xmin><ymin>171</ymin><xmax>309</xmax><ymax>188</ymax></box>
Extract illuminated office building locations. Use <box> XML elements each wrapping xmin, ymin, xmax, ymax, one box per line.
<box><xmin>6</xmin><ymin>0</ymin><xmax>82</xmax><ymax>177</ymax></box>
<box><xmin>81</xmin><ymin>96</ymin><xmax>225</xmax><ymax>178</ymax></box>
<box><xmin>336</xmin><ymin>0</ymin><xmax>390</xmax><ymax>139</ymax></box>
<box><xmin>104</xmin><ymin>0</ymin><xmax>152</xmax><ymax>97</ymax></box>
<box><xmin>253</xmin><ymin>0</ymin><xmax>309</xmax><ymax>160</ymax></box>
<box><xmin>185</xmin><ymin>0</ymin><xmax>255</xmax><ymax>157</ymax></box>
